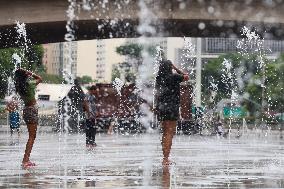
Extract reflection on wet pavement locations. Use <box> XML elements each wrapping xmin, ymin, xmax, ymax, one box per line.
<box><xmin>0</xmin><ymin>128</ymin><xmax>284</xmax><ymax>188</ymax></box>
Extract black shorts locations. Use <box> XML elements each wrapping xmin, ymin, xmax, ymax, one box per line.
<box><xmin>157</xmin><ymin>104</ymin><xmax>179</xmax><ymax>121</ymax></box>
<box><xmin>23</xmin><ymin>105</ymin><xmax>38</xmax><ymax>124</ymax></box>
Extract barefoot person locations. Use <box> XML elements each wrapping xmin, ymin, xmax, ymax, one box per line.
<box><xmin>155</xmin><ymin>59</ymin><xmax>189</xmax><ymax>166</ymax></box>
<box><xmin>14</xmin><ymin>68</ymin><xmax>42</xmax><ymax>168</ymax></box>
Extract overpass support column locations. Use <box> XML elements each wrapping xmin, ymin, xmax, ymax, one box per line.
<box><xmin>195</xmin><ymin>38</ymin><xmax>202</xmax><ymax>107</ymax></box>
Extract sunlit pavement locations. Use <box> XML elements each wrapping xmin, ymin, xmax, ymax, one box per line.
<box><xmin>0</xmin><ymin>126</ymin><xmax>284</xmax><ymax>189</ymax></box>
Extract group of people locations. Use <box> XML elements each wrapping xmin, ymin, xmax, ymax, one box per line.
<box><xmin>8</xmin><ymin>55</ymin><xmax>188</xmax><ymax>169</ymax></box>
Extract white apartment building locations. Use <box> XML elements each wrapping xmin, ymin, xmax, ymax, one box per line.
<box><xmin>44</xmin><ymin>39</ymin><xmax>126</xmax><ymax>83</ymax></box>
<box><xmin>91</xmin><ymin>38</ymin><xmax>126</xmax><ymax>82</ymax></box>
<box><xmin>42</xmin><ymin>42</ymin><xmax>78</xmax><ymax>77</ymax></box>
<box><xmin>76</xmin><ymin>40</ymin><xmax>97</xmax><ymax>80</ymax></box>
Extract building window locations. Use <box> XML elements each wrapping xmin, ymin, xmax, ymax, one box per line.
<box><xmin>38</xmin><ymin>95</ymin><xmax>50</xmax><ymax>101</ymax></box>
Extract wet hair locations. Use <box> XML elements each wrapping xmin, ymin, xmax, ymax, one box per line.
<box><xmin>74</xmin><ymin>78</ymin><xmax>79</xmax><ymax>85</ymax></box>
<box><xmin>14</xmin><ymin>69</ymin><xmax>29</xmax><ymax>97</ymax></box>
<box><xmin>156</xmin><ymin>60</ymin><xmax>172</xmax><ymax>87</ymax></box>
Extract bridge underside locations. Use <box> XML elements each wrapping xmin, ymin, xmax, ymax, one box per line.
<box><xmin>1</xmin><ymin>19</ymin><xmax>284</xmax><ymax>48</ymax></box>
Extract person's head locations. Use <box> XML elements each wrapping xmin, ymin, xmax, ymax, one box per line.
<box><xmin>14</xmin><ymin>69</ymin><xmax>29</xmax><ymax>96</ymax></box>
<box><xmin>74</xmin><ymin>78</ymin><xmax>80</xmax><ymax>85</ymax></box>
<box><xmin>156</xmin><ymin>60</ymin><xmax>173</xmax><ymax>86</ymax></box>
<box><xmin>88</xmin><ymin>85</ymin><xmax>97</xmax><ymax>95</ymax></box>
<box><xmin>158</xmin><ymin>60</ymin><xmax>172</xmax><ymax>76</ymax></box>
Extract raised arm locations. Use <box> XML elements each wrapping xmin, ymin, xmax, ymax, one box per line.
<box><xmin>171</xmin><ymin>63</ymin><xmax>189</xmax><ymax>81</ymax></box>
<box><xmin>171</xmin><ymin>63</ymin><xmax>185</xmax><ymax>75</ymax></box>
<box><xmin>20</xmin><ymin>68</ymin><xmax>42</xmax><ymax>85</ymax></box>
<box><xmin>83</xmin><ymin>99</ymin><xmax>91</xmax><ymax>118</ymax></box>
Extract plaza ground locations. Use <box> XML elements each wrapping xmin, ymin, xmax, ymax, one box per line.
<box><xmin>0</xmin><ymin>125</ymin><xmax>284</xmax><ymax>188</ymax></box>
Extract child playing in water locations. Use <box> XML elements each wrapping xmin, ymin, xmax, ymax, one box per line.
<box><xmin>14</xmin><ymin>68</ymin><xmax>42</xmax><ymax>169</ymax></box>
<box><xmin>6</xmin><ymin>96</ymin><xmax>20</xmax><ymax>136</ymax></box>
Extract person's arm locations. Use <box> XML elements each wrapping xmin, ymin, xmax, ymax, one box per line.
<box><xmin>183</xmin><ymin>74</ymin><xmax>189</xmax><ymax>81</ymax></box>
<box><xmin>30</xmin><ymin>72</ymin><xmax>42</xmax><ymax>85</ymax></box>
<box><xmin>171</xmin><ymin>63</ymin><xmax>185</xmax><ymax>75</ymax></box>
<box><xmin>83</xmin><ymin>99</ymin><xmax>91</xmax><ymax>118</ymax></box>
<box><xmin>171</xmin><ymin>64</ymin><xmax>189</xmax><ymax>81</ymax></box>
<box><xmin>20</xmin><ymin>68</ymin><xmax>42</xmax><ymax>85</ymax></box>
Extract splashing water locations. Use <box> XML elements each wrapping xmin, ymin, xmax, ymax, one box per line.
<box><xmin>6</xmin><ymin>53</ymin><xmax>22</xmax><ymax>97</ymax></box>
<box><xmin>65</xmin><ymin>0</ymin><xmax>76</xmax><ymax>43</ymax></box>
<box><xmin>181</xmin><ymin>37</ymin><xmax>196</xmax><ymax>73</ymax></box>
<box><xmin>81</xmin><ymin>0</ymin><xmax>92</xmax><ymax>11</ymax></box>
<box><xmin>112</xmin><ymin>78</ymin><xmax>124</xmax><ymax>96</ymax></box>
<box><xmin>12</xmin><ymin>53</ymin><xmax>21</xmax><ymax>69</ymax></box>
<box><xmin>136</xmin><ymin>0</ymin><xmax>158</xmax><ymax>131</ymax></box>
<box><xmin>136</xmin><ymin>0</ymin><xmax>160</xmax><ymax>187</ymax></box>
<box><xmin>15</xmin><ymin>21</ymin><xmax>30</xmax><ymax>52</ymax></box>
<box><xmin>238</xmin><ymin>26</ymin><xmax>267</xmax><ymax>68</ymax></box>
<box><xmin>237</xmin><ymin>26</ymin><xmax>272</xmax><ymax>132</ymax></box>
<box><xmin>6</xmin><ymin>22</ymin><xmax>29</xmax><ymax>98</ymax></box>
<box><xmin>152</xmin><ymin>46</ymin><xmax>163</xmax><ymax>107</ymax></box>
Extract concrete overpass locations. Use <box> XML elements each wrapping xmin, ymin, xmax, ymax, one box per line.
<box><xmin>1</xmin><ymin>0</ymin><xmax>284</xmax><ymax>48</ymax></box>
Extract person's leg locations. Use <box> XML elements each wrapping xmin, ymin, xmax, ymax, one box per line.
<box><xmin>17</xmin><ymin>128</ymin><xmax>20</xmax><ymax>137</ymax></box>
<box><xmin>92</xmin><ymin>125</ymin><xmax>97</xmax><ymax>146</ymax></box>
<box><xmin>161</xmin><ymin>120</ymin><xmax>176</xmax><ymax>165</ymax></box>
<box><xmin>107</xmin><ymin>122</ymin><xmax>114</xmax><ymax>135</ymax></box>
<box><xmin>86</xmin><ymin>120</ymin><xmax>91</xmax><ymax>145</ymax></box>
<box><xmin>22</xmin><ymin>123</ymin><xmax>37</xmax><ymax>164</ymax></box>
<box><xmin>162</xmin><ymin>165</ymin><xmax>170</xmax><ymax>188</ymax></box>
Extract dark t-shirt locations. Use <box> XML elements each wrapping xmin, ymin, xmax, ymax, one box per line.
<box><xmin>156</xmin><ymin>73</ymin><xmax>184</xmax><ymax>111</ymax></box>
<box><xmin>85</xmin><ymin>93</ymin><xmax>96</xmax><ymax>120</ymax></box>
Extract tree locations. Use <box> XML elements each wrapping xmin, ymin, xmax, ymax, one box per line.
<box><xmin>116</xmin><ymin>43</ymin><xmax>143</xmax><ymax>60</ymax></box>
<box><xmin>116</xmin><ymin>43</ymin><xmax>158</xmax><ymax>83</ymax></box>
<box><xmin>116</xmin><ymin>43</ymin><xmax>143</xmax><ymax>72</ymax></box>
<box><xmin>202</xmin><ymin>52</ymin><xmax>280</xmax><ymax>117</ymax></box>
<box><xmin>40</xmin><ymin>73</ymin><xmax>64</xmax><ymax>84</ymax></box>
<box><xmin>116</xmin><ymin>43</ymin><xmax>157</xmax><ymax>67</ymax></box>
<box><xmin>77</xmin><ymin>75</ymin><xmax>93</xmax><ymax>84</ymax></box>
<box><xmin>0</xmin><ymin>45</ymin><xmax>44</xmax><ymax>98</ymax></box>
<box><xmin>265</xmin><ymin>55</ymin><xmax>284</xmax><ymax>113</ymax></box>
<box><xmin>111</xmin><ymin>65</ymin><xmax>121</xmax><ymax>81</ymax></box>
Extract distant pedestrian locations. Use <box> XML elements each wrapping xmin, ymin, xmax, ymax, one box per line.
<box><xmin>6</xmin><ymin>96</ymin><xmax>20</xmax><ymax>136</ymax></box>
<box><xmin>84</xmin><ymin>85</ymin><xmax>98</xmax><ymax>148</ymax></box>
<box><xmin>14</xmin><ymin>68</ymin><xmax>42</xmax><ymax>169</ymax></box>
<box><xmin>107</xmin><ymin>117</ymin><xmax>117</xmax><ymax>135</ymax></box>
<box><xmin>155</xmin><ymin>59</ymin><xmax>189</xmax><ymax>166</ymax></box>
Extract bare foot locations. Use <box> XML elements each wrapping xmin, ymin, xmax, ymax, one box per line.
<box><xmin>21</xmin><ymin>161</ymin><xmax>36</xmax><ymax>169</ymax></box>
<box><xmin>162</xmin><ymin>158</ymin><xmax>170</xmax><ymax>166</ymax></box>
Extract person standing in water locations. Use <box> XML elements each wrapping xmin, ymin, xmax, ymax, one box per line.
<box><xmin>84</xmin><ymin>85</ymin><xmax>98</xmax><ymax>148</ymax></box>
<box><xmin>155</xmin><ymin>59</ymin><xmax>189</xmax><ymax>166</ymax></box>
<box><xmin>6</xmin><ymin>96</ymin><xmax>20</xmax><ymax>136</ymax></box>
<box><xmin>14</xmin><ymin>68</ymin><xmax>42</xmax><ymax>169</ymax></box>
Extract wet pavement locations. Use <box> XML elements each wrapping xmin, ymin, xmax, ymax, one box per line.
<box><xmin>0</xmin><ymin>126</ymin><xmax>284</xmax><ymax>188</ymax></box>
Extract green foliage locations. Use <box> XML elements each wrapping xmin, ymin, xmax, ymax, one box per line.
<box><xmin>203</xmin><ymin>52</ymin><xmax>283</xmax><ymax>116</ymax></box>
<box><xmin>116</xmin><ymin>43</ymin><xmax>158</xmax><ymax>67</ymax></box>
<box><xmin>0</xmin><ymin>45</ymin><xmax>44</xmax><ymax>98</ymax></box>
<box><xmin>40</xmin><ymin>73</ymin><xmax>64</xmax><ymax>84</ymax></box>
<box><xmin>111</xmin><ymin>65</ymin><xmax>121</xmax><ymax>81</ymax></box>
<box><xmin>266</xmin><ymin>58</ymin><xmax>284</xmax><ymax>112</ymax></box>
<box><xmin>115</xmin><ymin>43</ymin><xmax>158</xmax><ymax>83</ymax></box>
<box><xmin>77</xmin><ymin>75</ymin><xmax>93</xmax><ymax>84</ymax></box>
<box><xmin>116</xmin><ymin>43</ymin><xmax>143</xmax><ymax>59</ymax></box>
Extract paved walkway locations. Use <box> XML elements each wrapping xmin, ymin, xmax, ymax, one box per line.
<box><xmin>0</xmin><ymin>125</ymin><xmax>284</xmax><ymax>188</ymax></box>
